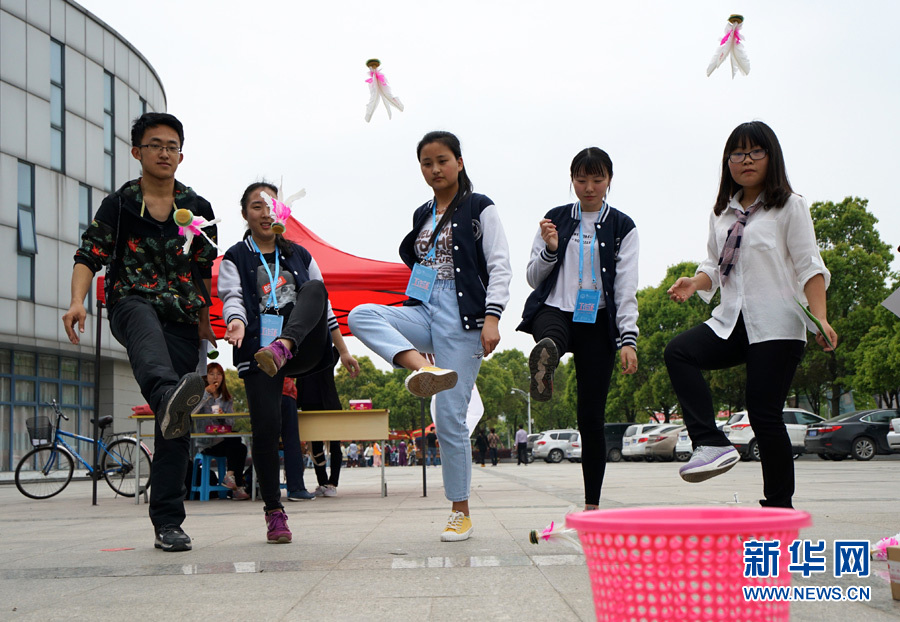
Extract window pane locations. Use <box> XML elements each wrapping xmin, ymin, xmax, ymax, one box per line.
<box><xmin>104</xmin><ymin>153</ymin><xmax>113</xmax><ymax>191</ymax></box>
<box><xmin>0</xmin><ymin>349</ymin><xmax>10</xmax><ymax>373</ymax></box>
<box><xmin>39</xmin><ymin>355</ymin><xmax>57</xmax><ymax>378</ymax></box>
<box><xmin>103</xmin><ymin>114</ymin><xmax>113</xmax><ymax>149</ymax></box>
<box><xmin>0</xmin><ymin>404</ymin><xmax>9</xmax><ymax>470</ymax></box>
<box><xmin>14</xmin><ymin>379</ymin><xmax>35</xmax><ymax>402</ymax></box>
<box><xmin>80</xmin><ymin>360</ymin><xmax>94</xmax><ymax>383</ymax></box>
<box><xmin>81</xmin><ymin>386</ymin><xmax>94</xmax><ymax>408</ymax></box>
<box><xmin>50</xmin><ymin>40</ymin><xmax>63</xmax><ymax>83</ymax></box>
<box><xmin>14</xmin><ymin>352</ymin><xmax>35</xmax><ymax>376</ymax></box>
<box><xmin>61</xmin><ymin>384</ymin><xmax>78</xmax><ymax>406</ymax></box>
<box><xmin>103</xmin><ymin>73</ymin><xmax>112</xmax><ymax>110</ymax></box>
<box><xmin>40</xmin><ymin>382</ymin><xmax>59</xmax><ymax>404</ymax></box>
<box><xmin>51</xmin><ymin>128</ymin><xmax>63</xmax><ymax>171</ymax></box>
<box><xmin>0</xmin><ymin>378</ymin><xmax>9</xmax><ymax>401</ymax></box>
<box><xmin>18</xmin><ymin>207</ymin><xmax>37</xmax><ymax>254</ymax></box>
<box><xmin>60</xmin><ymin>357</ymin><xmax>78</xmax><ymax>381</ymax></box>
<box><xmin>12</xmin><ymin>405</ymin><xmax>36</xmax><ymax>467</ymax></box>
<box><xmin>51</xmin><ymin>85</ymin><xmax>63</xmax><ymax>126</ymax></box>
<box><xmin>79</xmin><ymin>185</ymin><xmax>91</xmax><ymax>227</ymax></box>
<box><xmin>17</xmin><ymin>162</ymin><xmax>32</xmax><ymax>207</ymax></box>
<box><xmin>17</xmin><ymin>255</ymin><xmax>33</xmax><ymax>300</ymax></box>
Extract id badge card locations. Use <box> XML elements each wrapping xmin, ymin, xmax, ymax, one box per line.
<box><xmin>260</xmin><ymin>314</ymin><xmax>284</xmax><ymax>347</ymax></box>
<box><xmin>406</xmin><ymin>263</ymin><xmax>437</xmax><ymax>303</ymax></box>
<box><xmin>573</xmin><ymin>289</ymin><xmax>602</xmax><ymax>324</ymax></box>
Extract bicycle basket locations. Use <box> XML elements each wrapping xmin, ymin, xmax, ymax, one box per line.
<box><xmin>26</xmin><ymin>416</ymin><xmax>53</xmax><ymax>447</ymax></box>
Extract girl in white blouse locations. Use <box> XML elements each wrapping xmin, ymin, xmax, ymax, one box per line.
<box><xmin>664</xmin><ymin>121</ymin><xmax>837</xmax><ymax>509</ymax></box>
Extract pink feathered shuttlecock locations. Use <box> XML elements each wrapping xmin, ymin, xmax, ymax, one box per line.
<box><xmin>173</xmin><ymin>208</ymin><xmax>220</xmax><ymax>254</ymax></box>
<box><xmin>707</xmin><ymin>14</ymin><xmax>750</xmax><ymax>78</ymax></box>
<box><xmin>260</xmin><ymin>186</ymin><xmax>306</xmax><ymax>235</ymax></box>
<box><xmin>871</xmin><ymin>533</ymin><xmax>900</xmax><ymax>561</ymax></box>
<box><xmin>529</xmin><ymin>520</ymin><xmax>582</xmax><ymax>552</ymax></box>
<box><xmin>364</xmin><ymin>59</ymin><xmax>404</xmax><ymax>122</ymax></box>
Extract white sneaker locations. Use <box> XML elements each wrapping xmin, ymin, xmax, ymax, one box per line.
<box><xmin>405</xmin><ymin>366</ymin><xmax>458</xmax><ymax>398</ymax></box>
<box><xmin>314</xmin><ymin>484</ymin><xmax>337</xmax><ymax>498</ymax></box>
<box><xmin>679</xmin><ymin>446</ymin><xmax>740</xmax><ymax>483</ymax></box>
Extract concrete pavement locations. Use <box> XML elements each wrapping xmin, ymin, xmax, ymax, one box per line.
<box><xmin>1</xmin><ymin>455</ymin><xmax>899</xmax><ymax>621</ymax></box>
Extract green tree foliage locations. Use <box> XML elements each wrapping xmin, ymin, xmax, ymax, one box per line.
<box><xmin>223</xmin><ymin>368</ymin><xmax>247</xmax><ymax>412</ymax></box>
<box><xmin>795</xmin><ymin>197</ymin><xmax>895</xmax><ymax>416</ymax></box>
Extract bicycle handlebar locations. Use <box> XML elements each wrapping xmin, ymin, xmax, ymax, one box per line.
<box><xmin>45</xmin><ymin>399</ymin><xmax>69</xmax><ymax>421</ymax></box>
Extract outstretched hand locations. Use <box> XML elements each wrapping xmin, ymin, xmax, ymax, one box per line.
<box><xmin>224</xmin><ymin>319</ymin><xmax>245</xmax><ymax>348</ymax></box>
<box><xmin>667</xmin><ymin>277</ymin><xmax>697</xmax><ymax>303</ymax></box>
<box><xmin>341</xmin><ymin>351</ymin><xmax>361</xmax><ymax>378</ymax></box>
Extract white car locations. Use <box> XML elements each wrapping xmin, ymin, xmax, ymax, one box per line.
<box><xmin>888</xmin><ymin>418</ymin><xmax>900</xmax><ymax>452</ymax></box>
<box><xmin>724</xmin><ymin>408</ymin><xmax>824</xmax><ymax>461</ymax></box>
<box><xmin>565</xmin><ymin>432</ymin><xmax>581</xmax><ymax>462</ymax></box>
<box><xmin>675</xmin><ymin>422</ymin><xmax>728</xmax><ymax>461</ymax></box>
<box><xmin>532</xmin><ymin>429</ymin><xmax>579</xmax><ymax>463</ymax></box>
<box><xmin>621</xmin><ymin>424</ymin><xmax>660</xmax><ymax>461</ymax></box>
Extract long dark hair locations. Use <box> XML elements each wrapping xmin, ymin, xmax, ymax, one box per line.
<box><xmin>240</xmin><ymin>181</ymin><xmax>294</xmax><ymax>257</ymax></box>
<box><xmin>714</xmin><ymin>121</ymin><xmax>793</xmax><ymax>215</ymax></box>
<box><xmin>205</xmin><ymin>362</ymin><xmax>232</xmax><ymax>402</ymax></box>
<box><xmin>416</xmin><ymin>131</ymin><xmax>473</xmax><ymax>246</ymax></box>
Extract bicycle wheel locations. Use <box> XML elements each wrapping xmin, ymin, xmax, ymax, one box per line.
<box><xmin>102</xmin><ymin>438</ymin><xmax>151</xmax><ymax>497</ymax></box>
<box><xmin>15</xmin><ymin>446</ymin><xmax>74</xmax><ymax>499</ymax></box>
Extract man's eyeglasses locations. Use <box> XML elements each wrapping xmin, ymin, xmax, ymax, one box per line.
<box><xmin>139</xmin><ymin>144</ymin><xmax>181</xmax><ymax>155</ymax></box>
<box><xmin>728</xmin><ymin>149</ymin><xmax>767</xmax><ymax>163</ymax></box>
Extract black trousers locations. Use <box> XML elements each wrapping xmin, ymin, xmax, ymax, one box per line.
<box><xmin>202</xmin><ymin>438</ymin><xmax>247</xmax><ymax>486</ymax></box>
<box><xmin>245</xmin><ymin>279</ymin><xmax>332</xmax><ymax>511</ymax></box>
<box><xmin>532</xmin><ymin>305</ymin><xmax>616</xmax><ymax>506</ymax></box>
<box><xmin>489</xmin><ymin>447</ymin><xmax>498</xmax><ymax>466</ymax></box>
<box><xmin>109</xmin><ymin>296</ymin><xmax>198</xmax><ymax>528</ymax></box>
<box><xmin>516</xmin><ymin>443</ymin><xmax>528</xmax><ymax>464</ymax></box>
<box><xmin>280</xmin><ymin>393</ymin><xmax>307</xmax><ymax>493</ymax></box>
<box><xmin>299</xmin><ymin>372</ymin><xmax>343</xmax><ymax>488</ymax></box>
<box><xmin>664</xmin><ymin>315</ymin><xmax>804</xmax><ymax>508</ymax></box>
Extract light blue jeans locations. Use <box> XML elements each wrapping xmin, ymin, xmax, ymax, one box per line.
<box><xmin>349</xmin><ymin>280</ymin><xmax>482</xmax><ymax>502</ymax></box>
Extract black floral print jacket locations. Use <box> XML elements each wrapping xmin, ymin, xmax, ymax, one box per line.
<box><xmin>74</xmin><ymin>179</ymin><xmax>217</xmax><ymax>324</ymax></box>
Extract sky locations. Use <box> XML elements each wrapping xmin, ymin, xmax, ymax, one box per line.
<box><xmin>78</xmin><ymin>0</ymin><xmax>900</xmax><ymax>371</ymax></box>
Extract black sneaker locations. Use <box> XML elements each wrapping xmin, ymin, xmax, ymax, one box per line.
<box><xmin>529</xmin><ymin>338</ymin><xmax>559</xmax><ymax>402</ymax></box>
<box><xmin>158</xmin><ymin>373</ymin><xmax>205</xmax><ymax>440</ymax></box>
<box><xmin>154</xmin><ymin>524</ymin><xmax>192</xmax><ymax>551</ymax></box>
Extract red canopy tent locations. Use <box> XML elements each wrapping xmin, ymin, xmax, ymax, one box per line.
<box><xmin>98</xmin><ymin>215</ymin><xmax>411</xmax><ymax>338</ymax></box>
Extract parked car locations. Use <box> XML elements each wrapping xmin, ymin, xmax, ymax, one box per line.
<box><xmin>565</xmin><ymin>423</ymin><xmax>633</xmax><ymax>463</ymax></box>
<box><xmin>674</xmin><ymin>421</ymin><xmax>727</xmax><ymax>461</ymax></box>
<box><xmin>724</xmin><ymin>408</ymin><xmax>825</xmax><ymax>461</ymax></box>
<box><xmin>888</xmin><ymin>418</ymin><xmax>900</xmax><ymax>453</ymax></box>
<box><xmin>532</xmin><ymin>429</ymin><xmax>579</xmax><ymax>463</ymax></box>
<box><xmin>805</xmin><ymin>409</ymin><xmax>899</xmax><ymax>461</ymax></box>
<box><xmin>644</xmin><ymin>425</ymin><xmax>686</xmax><ymax>461</ymax></box>
<box><xmin>523</xmin><ymin>434</ymin><xmax>539</xmax><ymax>463</ymax></box>
<box><xmin>621</xmin><ymin>424</ymin><xmax>661</xmax><ymax>461</ymax></box>
<box><xmin>603</xmin><ymin>423</ymin><xmax>630</xmax><ymax>462</ymax></box>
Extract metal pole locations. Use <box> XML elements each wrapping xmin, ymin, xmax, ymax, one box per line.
<box><xmin>420</xmin><ymin>397</ymin><xmax>427</xmax><ymax>497</ymax></box>
<box><xmin>92</xmin><ymin>301</ymin><xmax>103</xmax><ymax>506</ymax></box>
<box><xmin>527</xmin><ymin>393</ymin><xmax>532</xmax><ymax>436</ymax></box>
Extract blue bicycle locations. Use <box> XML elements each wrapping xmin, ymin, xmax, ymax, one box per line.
<box><xmin>15</xmin><ymin>399</ymin><xmax>152</xmax><ymax>499</ymax></box>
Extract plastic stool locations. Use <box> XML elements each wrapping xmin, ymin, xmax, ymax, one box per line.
<box><xmin>190</xmin><ymin>453</ymin><xmax>231</xmax><ymax>501</ymax></box>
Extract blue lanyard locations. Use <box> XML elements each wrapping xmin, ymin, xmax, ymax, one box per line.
<box><xmin>250</xmin><ymin>237</ymin><xmax>280</xmax><ymax>311</ymax></box>
<box><xmin>576</xmin><ymin>201</ymin><xmax>602</xmax><ymax>290</ymax></box>
<box><xmin>422</xmin><ymin>199</ymin><xmax>440</xmax><ymax>263</ymax></box>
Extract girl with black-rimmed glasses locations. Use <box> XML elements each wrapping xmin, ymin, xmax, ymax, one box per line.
<box><xmin>665</xmin><ymin>121</ymin><xmax>837</xmax><ymax>509</ymax></box>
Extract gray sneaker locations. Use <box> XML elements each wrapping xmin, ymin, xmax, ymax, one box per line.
<box><xmin>679</xmin><ymin>446</ymin><xmax>740</xmax><ymax>483</ymax></box>
<box><xmin>159</xmin><ymin>373</ymin><xmax>205</xmax><ymax>440</ymax></box>
<box><xmin>529</xmin><ymin>338</ymin><xmax>559</xmax><ymax>402</ymax></box>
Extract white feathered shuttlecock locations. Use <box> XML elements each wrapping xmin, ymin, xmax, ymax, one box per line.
<box><xmin>707</xmin><ymin>14</ymin><xmax>750</xmax><ymax>78</ymax></box>
<box><xmin>364</xmin><ymin>58</ymin><xmax>404</xmax><ymax>122</ymax></box>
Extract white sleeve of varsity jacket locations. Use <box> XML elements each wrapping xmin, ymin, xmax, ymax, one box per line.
<box><xmin>613</xmin><ymin>227</ymin><xmax>640</xmax><ymax>349</ymax></box>
<box><xmin>218</xmin><ymin>257</ymin><xmax>247</xmax><ymax>326</ymax></box>
<box><xmin>525</xmin><ymin>225</ymin><xmax>557</xmax><ymax>289</ymax></box>
<box><xmin>480</xmin><ymin>204</ymin><xmax>512</xmax><ymax>319</ymax></box>
<box><xmin>307</xmin><ymin>257</ymin><xmax>339</xmax><ymax>332</ymax></box>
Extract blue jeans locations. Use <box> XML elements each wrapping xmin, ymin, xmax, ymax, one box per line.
<box><xmin>349</xmin><ymin>280</ymin><xmax>482</xmax><ymax>502</ymax></box>
<box><xmin>427</xmin><ymin>447</ymin><xmax>437</xmax><ymax>466</ymax></box>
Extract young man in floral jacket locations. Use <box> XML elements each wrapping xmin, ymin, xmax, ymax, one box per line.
<box><xmin>62</xmin><ymin>112</ymin><xmax>217</xmax><ymax>552</ymax></box>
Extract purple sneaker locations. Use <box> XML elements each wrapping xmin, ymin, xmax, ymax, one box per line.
<box><xmin>266</xmin><ymin>509</ymin><xmax>292</xmax><ymax>544</ymax></box>
<box><xmin>254</xmin><ymin>341</ymin><xmax>293</xmax><ymax>377</ymax></box>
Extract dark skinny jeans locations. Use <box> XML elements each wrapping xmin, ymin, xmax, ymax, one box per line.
<box><xmin>664</xmin><ymin>314</ymin><xmax>803</xmax><ymax>508</ymax></box>
<box><xmin>531</xmin><ymin>304</ymin><xmax>615</xmax><ymax>507</ymax></box>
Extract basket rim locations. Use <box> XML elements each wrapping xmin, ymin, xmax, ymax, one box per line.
<box><xmin>565</xmin><ymin>506</ymin><xmax>811</xmax><ymax>535</ymax></box>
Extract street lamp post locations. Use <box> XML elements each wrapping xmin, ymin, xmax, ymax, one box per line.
<box><xmin>510</xmin><ymin>388</ymin><xmax>532</xmax><ymax>435</ymax></box>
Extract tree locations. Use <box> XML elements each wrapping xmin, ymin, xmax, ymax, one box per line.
<box><xmin>795</xmin><ymin>197</ymin><xmax>895</xmax><ymax>416</ymax></box>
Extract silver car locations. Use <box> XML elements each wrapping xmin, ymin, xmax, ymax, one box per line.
<box><xmin>532</xmin><ymin>429</ymin><xmax>579</xmax><ymax>463</ymax></box>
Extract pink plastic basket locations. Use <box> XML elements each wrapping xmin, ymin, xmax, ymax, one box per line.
<box><xmin>566</xmin><ymin>506</ymin><xmax>811</xmax><ymax>622</ymax></box>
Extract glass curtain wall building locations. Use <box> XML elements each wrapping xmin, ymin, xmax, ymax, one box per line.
<box><xmin>0</xmin><ymin>0</ymin><xmax>167</xmax><ymax>470</ymax></box>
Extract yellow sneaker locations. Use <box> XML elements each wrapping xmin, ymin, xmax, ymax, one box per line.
<box><xmin>440</xmin><ymin>511</ymin><xmax>473</xmax><ymax>542</ymax></box>
<box><xmin>405</xmin><ymin>366</ymin><xmax>458</xmax><ymax>398</ymax></box>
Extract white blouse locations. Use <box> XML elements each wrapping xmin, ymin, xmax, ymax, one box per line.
<box><xmin>695</xmin><ymin>192</ymin><xmax>830</xmax><ymax>344</ymax></box>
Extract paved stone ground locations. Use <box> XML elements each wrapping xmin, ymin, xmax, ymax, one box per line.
<box><xmin>1</xmin><ymin>454</ymin><xmax>899</xmax><ymax>620</ymax></box>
